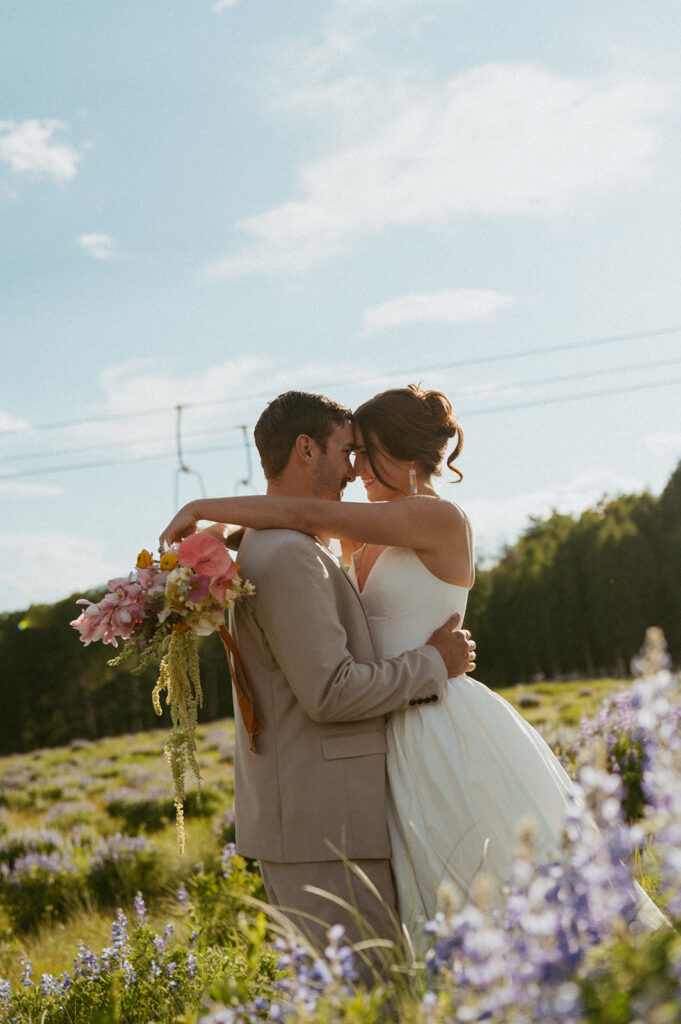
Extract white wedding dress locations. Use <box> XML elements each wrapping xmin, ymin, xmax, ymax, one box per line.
<box><xmin>348</xmin><ymin>530</ymin><xmax>665</xmax><ymax>942</ymax></box>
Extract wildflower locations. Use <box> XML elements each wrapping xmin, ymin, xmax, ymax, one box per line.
<box><xmin>185</xmin><ymin>574</ymin><xmax>211</xmax><ymax>604</ymax></box>
<box><xmin>0</xmin><ymin>979</ymin><xmax>11</xmax><ymax>1013</ymax></box>
<box><xmin>40</xmin><ymin>973</ymin><xmax>59</xmax><ymax>996</ymax></box>
<box><xmin>186</xmin><ymin>952</ymin><xmax>198</xmax><ymax>980</ymax></box>
<box><xmin>133</xmin><ymin>891</ymin><xmax>147</xmax><ymax>924</ymax></box>
<box><xmin>165</xmin><ymin>960</ymin><xmax>178</xmax><ymax>989</ymax></box>
<box><xmin>20</xmin><ymin>958</ymin><xmax>33</xmax><ymax>987</ymax></box>
<box><xmin>160</xmin><ymin>550</ymin><xmax>178</xmax><ymax>571</ymax></box>
<box><xmin>136</xmin><ymin>548</ymin><xmax>154</xmax><ymax>569</ymax></box>
<box><xmin>221</xmin><ymin>842</ymin><xmax>237</xmax><ymax>878</ymax></box>
<box><xmin>73</xmin><ymin>943</ymin><xmax>100</xmax><ymax>980</ymax></box>
<box><xmin>177</xmin><ymin>882</ymin><xmax>190</xmax><ymax>910</ymax></box>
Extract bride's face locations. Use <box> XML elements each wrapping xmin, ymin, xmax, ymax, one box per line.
<box><xmin>353</xmin><ymin>426</ymin><xmax>407</xmax><ymax>502</ymax></box>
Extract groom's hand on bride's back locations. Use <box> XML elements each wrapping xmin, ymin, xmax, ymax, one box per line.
<box><xmin>426</xmin><ymin>613</ymin><xmax>476</xmax><ymax>677</ymax></box>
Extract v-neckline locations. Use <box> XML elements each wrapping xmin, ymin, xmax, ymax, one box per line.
<box><xmin>353</xmin><ymin>545</ymin><xmax>389</xmax><ymax>594</ymax></box>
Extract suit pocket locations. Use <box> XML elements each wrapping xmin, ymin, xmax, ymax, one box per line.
<box><xmin>322</xmin><ymin>732</ymin><xmax>388</xmax><ymax>760</ymax></box>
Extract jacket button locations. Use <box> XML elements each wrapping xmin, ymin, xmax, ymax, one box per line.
<box><xmin>416</xmin><ymin>697</ymin><xmax>424</xmax><ymax>704</ymax></box>
<box><xmin>431</xmin><ymin>695</ymin><xmax>438</xmax><ymax>702</ymax></box>
<box><xmin>409</xmin><ymin>699</ymin><xmax>416</xmax><ymax>706</ymax></box>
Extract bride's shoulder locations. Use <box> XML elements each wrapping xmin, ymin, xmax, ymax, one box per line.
<box><xmin>421</xmin><ymin>496</ymin><xmax>472</xmax><ymax>532</ymax></box>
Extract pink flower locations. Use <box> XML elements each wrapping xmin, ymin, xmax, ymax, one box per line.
<box><xmin>136</xmin><ymin>566</ymin><xmax>168</xmax><ymax>596</ymax></box>
<box><xmin>177</xmin><ymin>533</ymin><xmax>234</xmax><ymax>579</ymax></box>
<box><xmin>185</xmin><ymin>574</ymin><xmax>211</xmax><ymax>604</ymax></box>
<box><xmin>209</xmin><ymin>565</ymin><xmax>238</xmax><ymax>604</ymax></box>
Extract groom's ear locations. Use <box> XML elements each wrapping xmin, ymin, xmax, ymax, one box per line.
<box><xmin>294</xmin><ymin>433</ymin><xmax>316</xmax><ymax>464</ymax></box>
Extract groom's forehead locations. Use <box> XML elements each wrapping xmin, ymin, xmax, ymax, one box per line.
<box><xmin>328</xmin><ymin>420</ymin><xmax>354</xmax><ymax>447</ymax></box>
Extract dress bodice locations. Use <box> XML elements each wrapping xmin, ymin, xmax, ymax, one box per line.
<box><xmin>349</xmin><ymin>546</ymin><xmax>469</xmax><ymax>659</ymax></box>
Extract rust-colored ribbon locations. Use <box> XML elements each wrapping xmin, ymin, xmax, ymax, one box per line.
<box><xmin>218</xmin><ymin>623</ymin><xmax>263</xmax><ymax>754</ymax></box>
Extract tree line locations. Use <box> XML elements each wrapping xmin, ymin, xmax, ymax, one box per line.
<box><xmin>0</xmin><ymin>461</ymin><xmax>679</xmax><ymax>755</ymax></box>
<box><xmin>465</xmin><ymin>460</ymin><xmax>681</xmax><ymax>686</ymax></box>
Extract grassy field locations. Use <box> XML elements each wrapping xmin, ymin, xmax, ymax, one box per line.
<box><xmin>0</xmin><ymin>675</ymin><xmax>629</xmax><ymax>989</ymax></box>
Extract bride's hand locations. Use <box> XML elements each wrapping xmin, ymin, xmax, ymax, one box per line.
<box><xmin>159</xmin><ymin>502</ymin><xmax>200</xmax><ymax>550</ymax></box>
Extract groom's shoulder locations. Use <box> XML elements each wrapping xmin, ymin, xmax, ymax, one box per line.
<box><xmin>239</xmin><ymin>528</ymin><xmax>319</xmax><ymax>567</ymax></box>
<box><xmin>238</xmin><ymin>529</ymin><xmax>331</xmax><ymax>588</ymax></box>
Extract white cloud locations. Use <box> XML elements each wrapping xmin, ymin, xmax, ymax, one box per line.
<box><xmin>0</xmin><ymin>119</ymin><xmax>81</xmax><ymax>182</ymax></box>
<box><xmin>206</xmin><ymin>62</ymin><xmax>665</xmax><ymax>277</ymax></box>
<box><xmin>0</xmin><ymin>410</ymin><xmax>30</xmax><ymax>432</ymax></box>
<box><xmin>211</xmin><ymin>0</ymin><xmax>240</xmax><ymax>9</ymax></box>
<box><xmin>0</xmin><ymin>532</ymin><xmax>120</xmax><ymax>612</ymax></box>
<box><xmin>461</xmin><ymin>469</ymin><xmax>647</xmax><ymax>562</ymax></box>
<box><xmin>78</xmin><ymin>233</ymin><xmax>117</xmax><ymax>260</ymax></box>
<box><xmin>361</xmin><ymin>289</ymin><xmax>513</xmax><ymax>336</ymax></box>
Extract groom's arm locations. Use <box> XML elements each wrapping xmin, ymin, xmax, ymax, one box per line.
<box><xmin>244</xmin><ymin>532</ymin><xmax>450</xmax><ymax>723</ymax></box>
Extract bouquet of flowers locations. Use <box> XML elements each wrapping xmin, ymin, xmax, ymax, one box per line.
<box><xmin>70</xmin><ymin>533</ymin><xmax>254</xmax><ymax>851</ymax></box>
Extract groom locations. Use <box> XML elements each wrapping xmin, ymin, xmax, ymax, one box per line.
<box><xmin>230</xmin><ymin>391</ymin><xmax>476</xmax><ymax>972</ymax></box>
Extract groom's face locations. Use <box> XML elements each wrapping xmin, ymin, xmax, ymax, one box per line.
<box><xmin>311</xmin><ymin>420</ymin><xmax>356</xmax><ymax>501</ymax></box>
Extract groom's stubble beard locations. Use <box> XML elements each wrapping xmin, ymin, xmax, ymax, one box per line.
<box><xmin>312</xmin><ymin>458</ymin><xmax>349</xmax><ymax>502</ymax></box>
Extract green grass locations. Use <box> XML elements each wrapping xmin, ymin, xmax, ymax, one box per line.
<box><xmin>0</xmin><ymin>677</ymin><xmax>632</xmax><ymax>985</ymax></box>
<box><xmin>498</xmin><ymin>676</ymin><xmax>629</xmax><ymax>729</ymax></box>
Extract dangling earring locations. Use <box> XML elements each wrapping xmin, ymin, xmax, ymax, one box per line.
<box><xmin>409</xmin><ymin>465</ymin><xmax>418</xmax><ymax>495</ymax></box>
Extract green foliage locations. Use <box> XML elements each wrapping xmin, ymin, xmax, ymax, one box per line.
<box><xmin>0</xmin><ymin>597</ymin><xmax>235</xmax><ymax>757</ymax></box>
<box><xmin>467</xmin><ymin>461</ymin><xmax>681</xmax><ymax>687</ymax></box>
<box><xmin>87</xmin><ymin>837</ymin><xmax>169</xmax><ymax>907</ymax></box>
<box><xmin>187</xmin><ymin>850</ymin><xmax>268</xmax><ymax>949</ymax></box>
<box><xmin>579</xmin><ymin>926</ymin><xmax>681</xmax><ymax>1024</ymax></box>
<box><xmin>0</xmin><ymin>852</ymin><xmax>87</xmax><ymax>934</ymax></box>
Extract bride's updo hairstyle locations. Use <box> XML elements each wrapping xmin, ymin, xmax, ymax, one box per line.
<box><xmin>353</xmin><ymin>384</ymin><xmax>463</xmax><ymax>488</ymax></box>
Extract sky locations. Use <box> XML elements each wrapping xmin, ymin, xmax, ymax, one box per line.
<box><xmin>1</xmin><ymin>0</ymin><xmax>681</xmax><ymax>614</ymax></box>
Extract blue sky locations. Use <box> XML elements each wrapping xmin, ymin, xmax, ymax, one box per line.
<box><xmin>1</xmin><ymin>0</ymin><xmax>680</xmax><ymax>612</ymax></box>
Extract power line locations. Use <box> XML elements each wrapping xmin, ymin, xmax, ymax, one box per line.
<box><xmin>3</xmin><ymin>373</ymin><xmax>681</xmax><ymax>481</ymax></box>
<box><xmin>461</xmin><ymin>374</ymin><xmax>681</xmax><ymax>418</ymax></box>
<box><xmin>0</xmin><ymin>423</ymin><xmax>245</xmax><ymax>464</ymax></box>
<box><xmin>2</xmin><ymin>323</ymin><xmax>680</xmax><ymax>437</ymax></box>
<box><xmin>0</xmin><ymin>440</ymin><xmax>246</xmax><ymax>480</ymax></box>
<box><xmin>4</xmin><ymin>350</ymin><xmax>681</xmax><ymax>467</ymax></box>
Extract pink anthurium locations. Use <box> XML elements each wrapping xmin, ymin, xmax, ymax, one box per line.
<box><xmin>177</xmin><ymin>532</ymin><xmax>234</xmax><ymax>578</ymax></box>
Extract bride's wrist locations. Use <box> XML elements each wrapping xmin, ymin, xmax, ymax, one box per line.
<box><xmin>186</xmin><ymin>498</ymin><xmax>205</xmax><ymax>524</ymax></box>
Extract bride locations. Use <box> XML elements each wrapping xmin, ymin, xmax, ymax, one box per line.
<box><xmin>160</xmin><ymin>384</ymin><xmax>664</xmax><ymax>940</ymax></box>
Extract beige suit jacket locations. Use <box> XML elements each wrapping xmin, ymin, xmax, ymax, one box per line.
<box><xmin>231</xmin><ymin>528</ymin><xmax>447</xmax><ymax>863</ymax></box>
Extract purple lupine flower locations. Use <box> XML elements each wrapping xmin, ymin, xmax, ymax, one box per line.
<box><xmin>19</xmin><ymin>958</ymin><xmax>33</xmax><ymax>987</ymax></box>
<box><xmin>40</xmin><ymin>973</ymin><xmax>60</xmax><ymax>996</ymax></box>
<box><xmin>177</xmin><ymin>883</ymin><xmax>190</xmax><ymax>911</ymax></box>
<box><xmin>186</xmin><ymin>952</ymin><xmax>198</xmax><ymax>981</ymax></box>
<box><xmin>73</xmin><ymin>943</ymin><xmax>100</xmax><ymax>980</ymax></box>
<box><xmin>111</xmin><ymin>909</ymin><xmax>129</xmax><ymax>955</ymax></box>
<box><xmin>121</xmin><ymin>958</ymin><xmax>136</xmax><ymax>990</ymax></box>
<box><xmin>133</xmin><ymin>891</ymin><xmax>147</xmax><ymax>924</ymax></box>
<box><xmin>0</xmin><ymin>979</ymin><xmax>11</xmax><ymax>1013</ymax></box>
<box><xmin>221</xmin><ymin>842</ymin><xmax>237</xmax><ymax>879</ymax></box>
<box><xmin>165</xmin><ymin>961</ymin><xmax>178</xmax><ymax>989</ymax></box>
<box><xmin>323</xmin><ymin>924</ymin><xmax>357</xmax><ymax>983</ymax></box>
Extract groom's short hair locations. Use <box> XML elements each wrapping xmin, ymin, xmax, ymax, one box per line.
<box><xmin>254</xmin><ymin>391</ymin><xmax>352</xmax><ymax>479</ymax></box>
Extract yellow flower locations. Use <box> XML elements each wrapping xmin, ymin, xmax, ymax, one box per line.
<box><xmin>160</xmin><ymin>551</ymin><xmax>178</xmax><ymax>571</ymax></box>
<box><xmin>136</xmin><ymin>549</ymin><xmax>154</xmax><ymax>569</ymax></box>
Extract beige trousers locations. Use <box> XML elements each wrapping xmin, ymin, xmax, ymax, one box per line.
<box><xmin>258</xmin><ymin>858</ymin><xmax>401</xmax><ymax>987</ymax></box>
